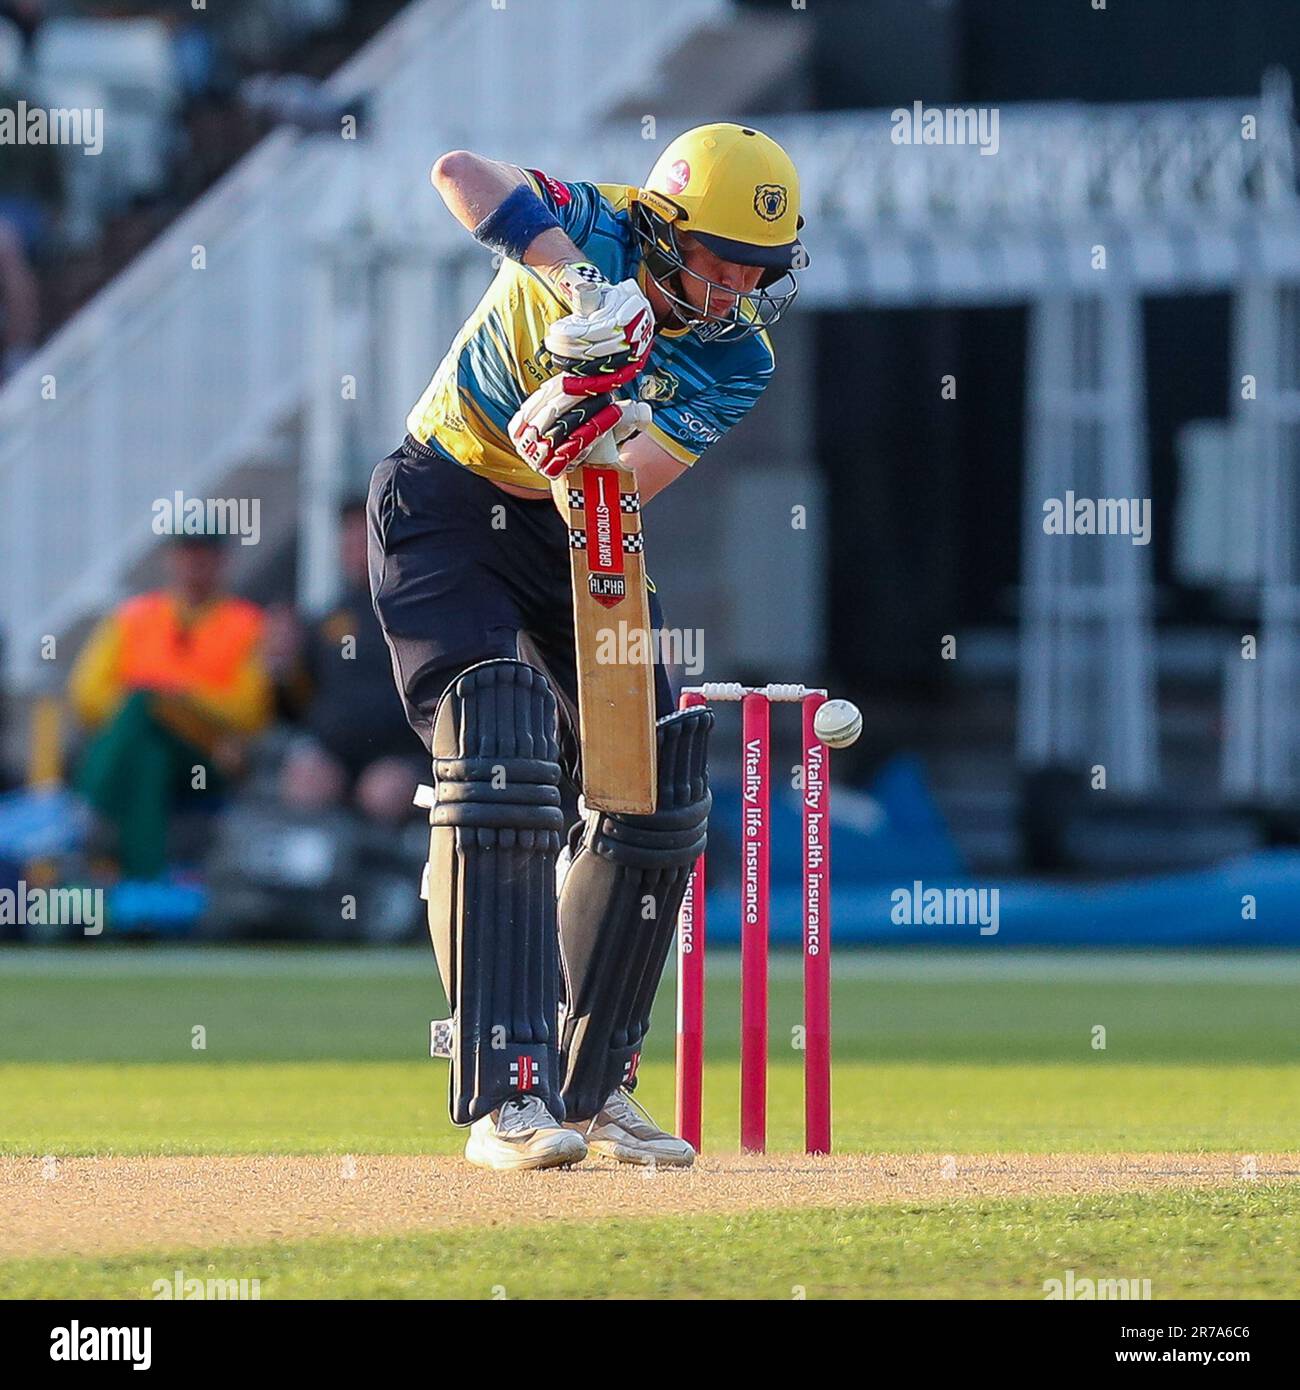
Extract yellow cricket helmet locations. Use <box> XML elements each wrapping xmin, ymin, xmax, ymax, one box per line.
<box><xmin>633</xmin><ymin>123</ymin><xmax>807</xmax><ymax>340</ymax></box>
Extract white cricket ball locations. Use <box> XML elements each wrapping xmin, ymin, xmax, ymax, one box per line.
<box><xmin>813</xmin><ymin>698</ymin><xmax>862</xmax><ymax>748</ymax></box>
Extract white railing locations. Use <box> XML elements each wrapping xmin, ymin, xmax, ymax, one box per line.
<box><xmin>785</xmin><ymin>76</ymin><xmax>1299</xmax><ymax>231</ymax></box>
<box><xmin>0</xmin><ymin>0</ymin><xmax>726</xmax><ymax>689</ymax></box>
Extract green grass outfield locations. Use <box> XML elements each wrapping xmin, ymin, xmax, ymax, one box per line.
<box><xmin>2</xmin><ymin>1187</ymin><xmax>1296</xmax><ymax>1300</ymax></box>
<box><xmin>2</xmin><ymin>947</ymin><xmax>1298</xmax><ymax>1297</ymax></box>
<box><xmin>2</xmin><ymin>947</ymin><xmax>1298</xmax><ymax>1154</ymax></box>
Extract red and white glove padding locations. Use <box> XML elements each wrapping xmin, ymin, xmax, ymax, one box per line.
<box><xmin>509</xmin><ymin>374</ymin><xmax>652</xmax><ymax>480</ymax></box>
<box><xmin>544</xmin><ymin>267</ymin><xmax>654</xmax><ymax>392</ymax></box>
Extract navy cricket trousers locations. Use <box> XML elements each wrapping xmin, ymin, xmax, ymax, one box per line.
<box><xmin>367</xmin><ymin>435</ymin><xmax>675</xmax><ymax>784</ymax></box>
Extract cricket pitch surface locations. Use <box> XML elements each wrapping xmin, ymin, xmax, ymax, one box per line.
<box><xmin>4</xmin><ymin>1151</ymin><xmax>1295</xmax><ymax>1260</ymax></box>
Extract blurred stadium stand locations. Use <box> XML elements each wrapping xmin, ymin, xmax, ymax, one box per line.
<box><xmin>33</xmin><ymin>17</ymin><xmax>183</xmax><ymax>237</ymax></box>
<box><xmin>3</xmin><ymin>0</ymin><xmax>1300</xmax><ymax>941</ymax></box>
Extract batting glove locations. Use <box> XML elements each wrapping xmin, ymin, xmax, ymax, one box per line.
<box><xmin>509</xmin><ymin>374</ymin><xmax>653</xmax><ymax>480</ymax></box>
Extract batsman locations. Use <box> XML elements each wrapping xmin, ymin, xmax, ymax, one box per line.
<box><xmin>368</xmin><ymin>124</ymin><xmax>807</xmax><ymax>1169</ymax></box>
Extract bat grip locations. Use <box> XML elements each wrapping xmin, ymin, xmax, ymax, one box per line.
<box><xmin>589</xmin><ymin>431</ymin><xmax>620</xmax><ymax>465</ymax></box>
<box><xmin>574</xmin><ymin>283</ymin><xmax>602</xmax><ymax>315</ymax></box>
<box><xmin>572</xmin><ymin>283</ymin><xmax>622</xmax><ymax>466</ymax></box>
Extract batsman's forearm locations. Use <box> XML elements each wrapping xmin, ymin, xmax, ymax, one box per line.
<box><xmin>523</xmin><ymin>228</ymin><xmax>586</xmax><ymax>275</ymax></box>
<box><xmin>430</xmin><ymin>150</ymin><xmax>585</xmax><ymax>272</ymax></box>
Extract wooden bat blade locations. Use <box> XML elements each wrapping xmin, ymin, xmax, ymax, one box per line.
<box><xmin>553</xmin><ymin>457</ymin><xmax>657</xmax><ymax>814</ymax></box>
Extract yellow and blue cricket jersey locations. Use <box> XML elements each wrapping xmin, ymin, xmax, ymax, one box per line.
<box><xmin>405</xmin><ymin>169</ymin><xmax>775</xmax><ymax>492</ymax></box>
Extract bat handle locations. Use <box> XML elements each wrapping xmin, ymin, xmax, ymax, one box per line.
<box><xmin>589</xmin><ymin>432</ymin><xmax>620</xmax><ymax>466</ymax></box>
<box><xmin>574</xmin><ymin>283</ymin><xmax>602</xmax><ymax>315</ymax></box>
<box><xmin>571</xmin><ymin>283</ymin><xmax>624</xmax><ymax>467</ymax></box>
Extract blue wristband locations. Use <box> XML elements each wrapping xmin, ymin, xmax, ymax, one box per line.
<box><xmin>473</xmin><ymin>184</ymin><xmax>562</xmax><ymax>262</ymax></box>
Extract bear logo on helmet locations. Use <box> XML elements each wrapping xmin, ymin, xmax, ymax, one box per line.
<box><xmin>753</xmin><ymin>183</ymin><xmax>788</xmax><ymax>222</ymax></box>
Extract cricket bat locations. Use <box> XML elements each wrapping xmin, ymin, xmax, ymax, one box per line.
<box><xmin>551</xmin><ymin>303</ymin><xmax>657</xmax><ymax>814</ymax></box>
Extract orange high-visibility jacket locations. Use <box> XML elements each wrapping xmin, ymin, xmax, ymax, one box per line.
<box><xmin>69</xmin><ymin>591</ymin><xmax>272</xmax><ymax>734</ymax></box>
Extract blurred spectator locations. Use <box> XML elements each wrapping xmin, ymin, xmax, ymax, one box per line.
<box><xmin>0</xmin><ymin>219</ymin><xmax>38</xmax><ymax>381</ymax></box>
<box><xmin>267</xmin><ymin>500</ymin><xmax>421</xmax><ymax>825</ymax></box>
<box><xmin>68</xmin><ymin>535</ymin><xmax>272</xmax><ymax>879</ymax></box>
<box><xmin>0</xmin><ymin>67</ymin><xmax>62</xmax><ymax>252</ymax></box>
<box><xmin>1</xmin><ymin>0</ymin><xmax>402</xmax><ymax>347</ymax></box>
<box><xmin>0</xmin><ymin>1</ymin><xmax>42</xmax><ymax>53</ymax></box>
<box><xmin>239</xmin><ymin>71</ymin><xmax>363</xmax><ymax>135</ymax></box>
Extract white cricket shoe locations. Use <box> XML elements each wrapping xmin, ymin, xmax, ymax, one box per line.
<box><xmin>465</xmin><ymin>1095</ymin><xmax>588</xmax><ymax>1172</ymax></box>
<box><xmin>569</xmin><ymin>1088</ymin><xmax>696</xmax><ymax>1168</ymax></box>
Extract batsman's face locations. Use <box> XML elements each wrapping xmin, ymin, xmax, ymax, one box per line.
<box><xmin>676</xmin><ymin>235</ymin><xmax>763</xmax><ymax>318</ymax></box>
